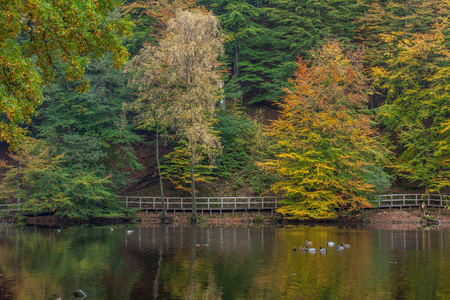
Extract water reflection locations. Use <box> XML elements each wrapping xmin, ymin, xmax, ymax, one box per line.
<box><xmin>1</xmin><ymin>224</ymin><xmax>450</xmax><ymax>299</ymax></box>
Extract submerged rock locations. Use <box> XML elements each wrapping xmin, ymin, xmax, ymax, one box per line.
<box><xmin>73</xmin><ymin>290</ymin><xmax>87</xmax><ymax>299</ymax></box>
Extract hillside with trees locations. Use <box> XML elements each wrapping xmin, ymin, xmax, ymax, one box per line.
<box><xmin>1</xmin><ymin>0</ymin><xmax>449</xmax><ymax>221</ymax></box>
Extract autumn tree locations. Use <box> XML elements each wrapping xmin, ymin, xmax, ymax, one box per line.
<box><xmin>0</xmin><ymin>0</ymin><xmax>132</xmax><ymax>148</ymax></box>
<box><xmin>355</xmin><ymin>0</ymin><xmax>449</xmax><ymax>84</ymax></box>
<box><xmin>122</xmin><ymin>0</ymin><xmax>197</xmax><ymax>55</ymax></box>
<box><xmin>373</xmin><ymin>22</ymin><xmax>450</xmax><ymax>193</ymax></box>
<box><xmin>127</xmin><ymin>9</ymin><xmax>224</xmax><ymax>222</ymax></box>
<box><xmin>260</xmin><ymin>41</ymin><xmax>391</xmax><ymax>220</ymax></box>
<box><xmin>126</xmin><ymin>42</ymin><xmax>175</xmax><ymax>221</ymax></box>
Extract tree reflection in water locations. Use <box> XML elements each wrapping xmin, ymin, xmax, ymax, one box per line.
<box><xmin>0</xmin><ymin>225</ymin><xmax>450</xmax><ymax>299</ymax></box>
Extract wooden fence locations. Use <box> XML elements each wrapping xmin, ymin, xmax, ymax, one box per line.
<box><xmin>117</xmin><ymin>196</ymin><xmax>279</xmax><ymax>214</ymax></box>
<box><xmin>377</xmin><ymin>194</ymin><xmax>450</xmax><ymax>209</ymax></box>
<box><xmin>0</xmin><ymin>204</ymin><xmax>22</xmax><ymax>216</ymax></box>
<box><xmin>2</xmin><ymin>194</ymin><xmax>449</xmax><ymax>217</ymax></box>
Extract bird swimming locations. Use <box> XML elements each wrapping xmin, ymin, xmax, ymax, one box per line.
<box><xmin>306</xmin><ymin>246</ymin><xmax>316</xmax><ymax>252</ymax></box>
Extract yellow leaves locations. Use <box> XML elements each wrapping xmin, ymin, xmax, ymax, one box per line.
<box><xmin>261</xmin><ymin>41</ymin><xmax>388</xmax><ymax>220</ymax></box>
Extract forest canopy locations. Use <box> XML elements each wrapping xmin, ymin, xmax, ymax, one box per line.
<box><xmin>0</xmin><ymin>0</ymin><xmax>132</xmax><ymax>149</ymax></box>
<box><xmin>2</xmin><ymin>0</ymin><xmax>450</xmax><ymax>221</ymax></box>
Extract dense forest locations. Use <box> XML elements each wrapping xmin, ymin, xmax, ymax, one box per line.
<box><xmin>1</xmin><ymin>0</ymin><xmax>449</xmax><ymax>221</ymax></box>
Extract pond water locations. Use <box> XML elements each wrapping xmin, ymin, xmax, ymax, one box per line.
<box><xmin>1</xmin><ymin>224</ymin><xmax>450</xmax><ymax>299</ymax></box>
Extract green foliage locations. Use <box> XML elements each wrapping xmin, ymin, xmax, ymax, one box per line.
<box><xmin>0</xmin><ymin>138</ymin><xmax>130</xmax><ymax>219</ymax></box>
<box><xmin>162</xmin><ymin>140</ymin><xmax>217</xmax><ymax>193</ymax></box>
<box><xmin>214</xmin><ymin>105</ymin><xmax>277</xmax><ymax>195</ymax></box>
<box><xmin>38</xmin><ymin>53</ymin><xmax>142</xmax><ymax>188</ymax></box>
<box><xmin>215</xmin><ymin>110</ymin><xmax>255</xmax><ymax>178</ymax></box>
<box><xmin>0</xmin><ymin>0</ymin><xmax>133</xmax><ymax>148</ymax></box>
<box><xmin>201</xmin><ymin>0</ymin><xmax>361</xmax><ymax>104</ymax></box>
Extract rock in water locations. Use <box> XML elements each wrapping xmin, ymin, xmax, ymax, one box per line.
<box><xmin>73</xmin><ymin>290</ymin><xmax>87</xmax><ymax>299</ymax></box>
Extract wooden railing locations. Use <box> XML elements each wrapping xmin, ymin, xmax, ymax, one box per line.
<box><xmin>117</xmin><ymin>196</ymin><xmax>279</xmax><ymax>212</ymax></box>
<box><xmin>377</xmin><ymin>194</ymin><xmax>450</xmax><ymax>209</ymax></box>
<box><xmin>0</xmin><ymin>203</ymin><xmax>22</xmax><ymax>215</ymax></box>
<box><xmin>3</xmin><ymin>194</ymin><xmax>447</xmax><ymax>217</ymax></box>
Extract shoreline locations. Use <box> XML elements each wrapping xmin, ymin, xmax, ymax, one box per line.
<box><xmin>3</xmin><ymin>208</ymin><xmax>450</xmax><ymax>229</ymax></box>
<box><xmin>362</xmin><ymin>208</ymin><xmax>450</xmax><ymax>230</ymax></box>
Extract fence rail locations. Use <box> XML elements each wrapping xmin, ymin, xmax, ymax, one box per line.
<box><xmin>3</xmin><ymin>194</ymin><xmax>448</xmax><ymax>217</ymax></box>
<box><xmin>117</xmin><ymin>196</ymin><xmax>279</xmax><ymax>213</ymax></box>
<box><xmin>377</xmin><ymin>194</ymin><xmax>450</xmax><ymax>209</ymax></box>
<box><xmin>0</xmin><ymin>203</ymin><xmax>22</xmax><ymax>215</ymax></box>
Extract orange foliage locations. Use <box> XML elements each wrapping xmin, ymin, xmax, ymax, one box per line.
<box><xmin>260</xmin><ymin>41</ymin><xmax>390</xmax><ymax>220</ymax></box>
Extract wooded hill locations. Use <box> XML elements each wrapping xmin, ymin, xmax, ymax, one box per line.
<box><xmin>0</xmin><ymin>0</ymin><xmax>449</xmax><ymax>220</ymax></box>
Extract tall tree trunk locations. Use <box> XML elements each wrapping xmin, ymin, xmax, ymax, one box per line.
<box><xmin>190</xmin><ymin>144</ymin><xmax>197</xmax><ymax>223</ymax></box>
<box><xmin>234</xmin><ymin>41</ymin><xmax>240</xmax><ymax>77</ymax></box>
<box><xmin>156</xmin><ymin>121</ymin><xmax>166</xmax><ymax>220</ymax></box>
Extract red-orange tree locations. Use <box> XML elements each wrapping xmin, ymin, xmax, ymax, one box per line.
<box><xmin>260</xmin><ymin>41</ymin><xmax>390</xmax><ymax>220</ymax></box>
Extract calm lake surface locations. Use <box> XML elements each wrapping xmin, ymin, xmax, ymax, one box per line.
<box><xmin>1</xmin><ymin>224</ymin><xmax>450</xmax><ymax>299</ymax></box>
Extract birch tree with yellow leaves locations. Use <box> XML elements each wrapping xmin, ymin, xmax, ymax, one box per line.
<box><xmin>127</xmin><ymin>9</ymin><xmax>224</xmax><ymax>222</ymax></box>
